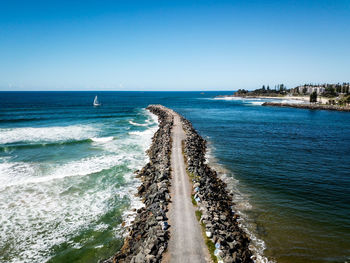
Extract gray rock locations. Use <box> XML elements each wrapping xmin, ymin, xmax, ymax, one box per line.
<box><xmin>134</xmin><ymin>251</ymin><xmax>146</xmax><ymax>263</ymax></box>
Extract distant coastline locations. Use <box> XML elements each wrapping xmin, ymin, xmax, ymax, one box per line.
<box><xmin>216</xmin><ymin>94</ymin><xmax>330</xmax><ymax>104</ymax></box>
<box><xmin>262</xmin><ymin>102</ymin><xmax>350</xmax><ymax>112</ymax></box>
<box><xmin>215</xmin><ymin>94</ymin><xmax>350</xmax><ymax>111</ymax></box>
<box><xmin>216</xmin><ymin>83</ymin><xmax>350</xmax><ymax>111</ymax></box>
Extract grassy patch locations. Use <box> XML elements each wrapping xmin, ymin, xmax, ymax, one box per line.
<box><xmin>192</xmin><ymin>195</ymin><xmax>197</xmax><ymax>206</ymax></box>
<box><xmin>195</xmin><ymin>210</ymin><xmax>202</xmax><ymax>221</ymax></box>
<box><xmin>188</xmin><ymin>172</ymin><xmax>196</xmax><ymax>180</ymax></box>
<box><xmin>198</xmin><ymin>216</ymin><xmax>218</xmax><ymax>263</ymax></box>
<box><xmin>204</xmin><ymin>234</ymin><xmax>217</xmax><ymax>263</ymax></box>
<box><xmin>193</xmin><ymin>207</ymin><xmax>217</xmax><ymax>262</ymax></box>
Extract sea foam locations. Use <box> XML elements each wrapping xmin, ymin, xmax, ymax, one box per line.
<box><xmin>213</xmin><ymin>96</ymin><xmax>242</xmax><ymax>101</ymax></box>
<box><xmin>0</xmin><ymin>124</ymin><xmax>98</xmax><ymax>144</ymax></box>
<box><xmin>91</xmin><ymin>136</ymin><xmax>115</xmax><ymax>143</ymax></box>
<box><xmin>129</xmin><ymin>120</ymin><xmax>149</xmax><ymax>126</ymax></box>
<box><xmin>0</xmin><ymin>110</ymin><xmax>158</xmax><ymax>263</ymax></box>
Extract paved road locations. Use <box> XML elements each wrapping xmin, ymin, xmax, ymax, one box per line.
<box><xmin>163</xmin><ymin>112</ymin><xmax>210</xmax><ymax>263</ymax></box>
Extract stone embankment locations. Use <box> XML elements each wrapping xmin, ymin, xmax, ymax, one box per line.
<box><xmin>104</xmin><ymin>105</ymin><xmax>254</xmax><ymax>263</ymax></box>
<box><xmin>180</xmin><ymin>116</ymin><xmax>253</xmax><ymax>263</ymax></box>
<box><xmin>103</xmin><ymin>105</ymin><xmax>173</xmax><ymax>263</ymax></box>
<box><xmin>262</xmin><ymin>102</ymin><xmax>350</xmax><ymax>112</ymax></box>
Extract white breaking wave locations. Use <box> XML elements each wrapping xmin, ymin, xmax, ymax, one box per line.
<box><xmin>129</xmin><ymin>108</ymin><xmax>159</xmax><ymax>127</ymax></box>
<box><xmin>215</xmin><ymin>97</ymin><xmax>265</xmax><ymax>106</ymax></box>
<box><xmin>0</xmin><ymin>125</ymin><xmax>99</xmax><ymax>144</ymax></box>
<box><xmin>279</xmin><ymin>99</ymin><xmax>306</xmax><ymax>104</ymax></box>
<box><xmin>129</xmin><ymin>120</ymin><xmax>149</xmax><ymax>126</ymax></box>
<box><xmin>245</xmin><ymin>101</ymin><xmax>265</xmax><ymax>106</ymax></box>
<box><xmin>128</xmin><ymin>128</ymin><xmax>157</xmax><ymax>151</ymax></box>
<box><xmin>0</xmin><ymin>161</ymin><xmax>39</xmax><ymax>187</ymax></box>
<box><xmin>213</xmin><ymin>96</ymin><xmax>242</xmax><ymax>101</ymax></box>
<box><xmin>141</xmin><ymin>108</ymin><xmax>159</xmax><ymax>125</ymax></box>
<box><xmin>0</xmin><ymin>172</ymin><xmax>136</xmax><ymax>263</ymax></box>
<box><xmin>0</xmin><ymin>127</ymin><xmax>158</xmax><ymax>189</ymax></box>
<box><xmin>214</xmin><ymin>96</ymin><xmax>307</xmax><ymax>107</ymax></box>
<box><xmin>213</xmin><ymin>96</ymin><xmax>266</xmax><ymax>105</ymax></box>
<box><xmin>0</xmin><ymin>155</ymin><xmax>125</xmax><ymax>188</ymax></box>
<box><xmin>90</xmin><ymin>136</ymin><xmax>114</xmax><ymax>143</ymax></box>
<box><xmin>0</xmin><ymin>110</ymin><xmax>159</xmax><ymax>263</ymax></box>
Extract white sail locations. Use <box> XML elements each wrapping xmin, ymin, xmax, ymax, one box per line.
<box><xmin>93</xmin><ymin>96</ymin><xmax>101</xmax><ymax>106</ymax></box>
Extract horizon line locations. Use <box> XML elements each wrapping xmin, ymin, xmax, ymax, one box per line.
<box><xmin>0</xmin><ymin>90</ymin><xmax>236</xmax><ymax>92</ymax></box>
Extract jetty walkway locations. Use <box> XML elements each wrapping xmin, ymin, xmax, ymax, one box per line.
<box><xmin>105</xmin><ymin>105</ymin><xmax>252</xmax><ymax>263</ymax></box>
<box><xmin>163</xmin><ymin>111</ymin><xmax>210</xmax><ymax>263</ymax></box>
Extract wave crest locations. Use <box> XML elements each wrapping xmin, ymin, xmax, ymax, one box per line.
<box><xmin>0</xmin><ymin>125</ymin><xmax>98</xmax><ymax>144</ymax></box>
<box><xmin>91</xmin><ymin>136</ymin><xmax>114</xmax><ymax>143</ymax></box>
<box><xmin>129</xmin><ymin>120</ymin><xmax>148</xmax><ymax>127</ymax></box>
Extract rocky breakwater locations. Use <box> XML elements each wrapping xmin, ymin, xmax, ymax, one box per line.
<box><xmin>180</xmin><ymin>116</ymin><xmax>253</xmax><ymax>263</ymax></box>
<box><xmin>262</xmin><ymin>102</ymin><xmax>350</xmax><ymax>112</ymax></box>
<box><xmin>103</xmin><ymin>105</ymin><xmax>173</xmax><ymax>263</ymax></box>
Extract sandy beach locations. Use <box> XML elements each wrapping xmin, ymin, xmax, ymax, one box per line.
<box><xmin>224</xmin><ymin>95</ymin><xmax>330</xmax><ymax>104</ymax></box>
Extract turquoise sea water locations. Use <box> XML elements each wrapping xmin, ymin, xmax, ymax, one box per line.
<box><xmin>0</xmin><ymin>92</ymin><xmax>349</xmax><ymax>263</ymax></box>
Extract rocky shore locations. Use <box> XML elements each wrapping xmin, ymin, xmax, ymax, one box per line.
<box><xmin>180</xmin><ymin>116</ymin><xmax>253</xmax><ymax>263</ymax></box>
<box><xmin>103</xmin><ymin>105</ymin><xmax>173</xmax><ymax>263</ymax></box>
<box><xmin>262</xmin><ymin>102</ymin><xmax>350</xmax><ymax>112</ymax></box>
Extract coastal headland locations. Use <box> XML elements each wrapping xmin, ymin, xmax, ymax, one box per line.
<box><xmin>103</xmin><ymin>105</ymin><xmax>253</xmax><ymax>263</ymax></box>
<box><xmin>216</xmin><ymin>83</ymin><xmax>350</xmax><ymax>111</ymax></box>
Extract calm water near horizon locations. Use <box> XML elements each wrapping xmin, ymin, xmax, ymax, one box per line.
<box><xmin>0</xmin><ymin>91</ymin><xmax>349</xmax><ymax>263</ymax></box>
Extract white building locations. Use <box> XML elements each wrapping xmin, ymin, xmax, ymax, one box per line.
<box><xmin>297</xmin><ymin>86</ymin><xmax>325</xmax><ymax>94</ymax></box>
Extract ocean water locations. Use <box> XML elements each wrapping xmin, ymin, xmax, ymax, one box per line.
<box><xmin>0</xmin><ymin>92</ymin><xmax>349</xmax><ymax>263</ymax></box>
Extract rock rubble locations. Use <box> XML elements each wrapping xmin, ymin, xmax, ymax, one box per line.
<box><xmin>103</xmin><ymin>105</ymin><xmax>253</xmax><ymax>263</ymax></box>
<box><xmin>102</xmin><ymin>105</ymin><xmax>173</xmax><ymax>263</ymax></box>
<box><xmin>180</xmin><ymin>115</ymin><xmax>254</xmax><ymax>263</ymax></box>
<box><xmin>262</xmin><ymin>102</ymin><xmax>350</xmax><ymax>111</ymax></box>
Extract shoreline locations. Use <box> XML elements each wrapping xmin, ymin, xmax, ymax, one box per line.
<box><xmin>215</xmin><ymin>94</ymin><xmax>331</xmax><ymax>104</ymax></box>
<box><xmin>215</xmin><ymin>94</ymin><xmax>350</xmax><ymax>111</ymax></box>
<box><xmin>262</xmin><ymin>102</ymin><xmax>350</xmax><ymax>112</ymax></box>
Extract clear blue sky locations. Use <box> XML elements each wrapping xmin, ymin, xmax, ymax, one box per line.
<box><xmin>0</xmin><ymin>0</ymin><xmax>349</xmax><ymax>91</ymax></box>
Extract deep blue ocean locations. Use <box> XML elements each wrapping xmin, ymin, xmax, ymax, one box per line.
<box><xmin>0</xmin><ymin>92</ymin><xmax>349</xmax><ymax>263</ymax></box>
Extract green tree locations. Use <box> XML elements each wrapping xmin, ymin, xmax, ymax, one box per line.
<box><xmin>346</xmin><ymin>96</ymin><xmax>350</xmax><ymax>105</ymax></box>
<box><xmin>310</xmin><ymin>91</ymin><xmax>317</xmax><ymax>103</ymax></box>
<box><xmin>324</xmin><ymin>87</ymin><xmax>337</xmax><ymax>97</ymax></box>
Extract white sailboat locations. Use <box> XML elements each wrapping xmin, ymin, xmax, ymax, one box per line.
<box><xmin>93</xmin><ymin>96</ymin><xmax>101</xmax><ymax>106</ymax></box>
